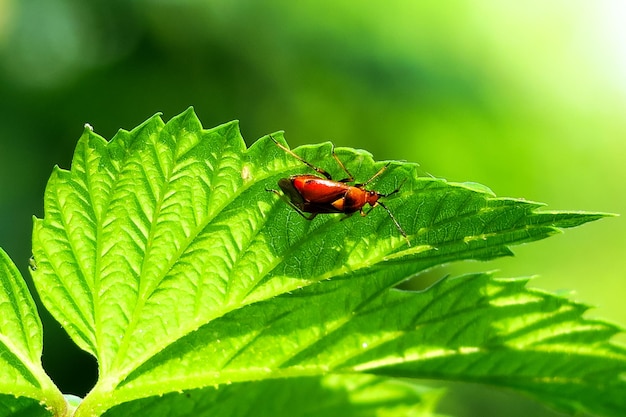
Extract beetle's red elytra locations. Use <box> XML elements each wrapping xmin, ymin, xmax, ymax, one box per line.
<box><xmin>266</xmin><ymin>135</ymin><xmax>410</xmax><ymax>246</ymax></box>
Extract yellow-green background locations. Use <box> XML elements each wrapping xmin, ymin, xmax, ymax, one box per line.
<box><xmin>1</xmin><ymin>1</ymin><xmax>624</xmax><ymax>416</ymax></box>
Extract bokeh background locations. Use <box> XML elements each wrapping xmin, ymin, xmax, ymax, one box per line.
<box><xmin>1</xmin><ymin>1</ymin><xmax>624</xmax><ymax>416</ymax></box>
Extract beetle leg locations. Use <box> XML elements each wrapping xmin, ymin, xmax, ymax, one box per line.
<box><xmin>329</xmin><ymin>143</ymin><xmax>355</xmax><ymax>183</ymax></box>
<box><xmin>359</xmin><ymin>162</ymin><xmax>391</xmax><ymax>188</ymax></box>
<box><xmin>339</xmin><ymin>212</ymin><xmax>355</xmax><ymax>222</ymax></box>
<box><xmin>360</xmin><ymin>206</ymin><xmax>375</xmax><ymax>217</ymax></box>
<box><xmin>266</xmin><ymin>188</ymin><xmax>318</xmax><ymax>220</ymax></box>
<box><xmin>270</xmin><ymin>135</ymin><xmax>333</xmax><ymax>180</ymax></box>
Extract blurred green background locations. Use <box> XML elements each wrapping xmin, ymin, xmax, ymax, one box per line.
<box><xmin>1</xmin><ymin>0</ymin><xmax>624</xmax><ymax>415</ymax></box>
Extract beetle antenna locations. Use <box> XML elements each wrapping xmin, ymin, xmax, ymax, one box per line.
<box><xmin>378</xmin><ymin>178</ymin><xmax>407</xmax><ymax>198</ymax></box>
<box><xmin>377</xmin><ymin>201</ymin><xmax>410</xmax><ymax>247</ymax></box>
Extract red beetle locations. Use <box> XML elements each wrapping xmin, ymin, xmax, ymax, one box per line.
<box><xmin>267</xmin><ymin>136</ymin><xmax>410</xmax><ymax>245</ymax></box>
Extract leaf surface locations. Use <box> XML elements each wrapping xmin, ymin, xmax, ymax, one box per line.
<box><xmin>103</xmin><ymin>375</ymin><xmax>444</xmax><ymax>417</ymax></box>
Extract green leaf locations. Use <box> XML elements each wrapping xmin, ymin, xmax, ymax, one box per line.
<box><xmin>0</xmin><ymin>248</ymin><xmax>65</xmax><ymax>416</ymax></box>
<box><xmin>112</xmin><ymin>271</ymin><xmax>626</xmax><ymax>416</ymax></box>
<box><xmin>30</xmin><ymin>108</ymin><xmax>623</xmax><ymax>416</ymax></box>
<box><xmin>102</xmin><ymin>375</ymin><xmax>445</xmax><ymax>417</ymax></box>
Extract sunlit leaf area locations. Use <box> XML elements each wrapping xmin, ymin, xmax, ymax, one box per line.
<box><xmin>1</xmin><ymin>1</ymin><xmax>624</xmax><ymax>416</ymax></box>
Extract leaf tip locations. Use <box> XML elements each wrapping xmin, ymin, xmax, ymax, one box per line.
<box><xmin>458</xmin><ymin>181</ymin><xmax>496</xmax><ymax>196</ymax></box>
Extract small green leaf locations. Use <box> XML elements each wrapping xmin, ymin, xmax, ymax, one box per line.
<box><xmin>30</xmin><ymin>108</ymin><xmax>624</xmax><ymax>417</ymax></box>
<box><xmin>0</xmin><ymin>248</ymin><xmax>65</xmax><ymax>415</ymax></box>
